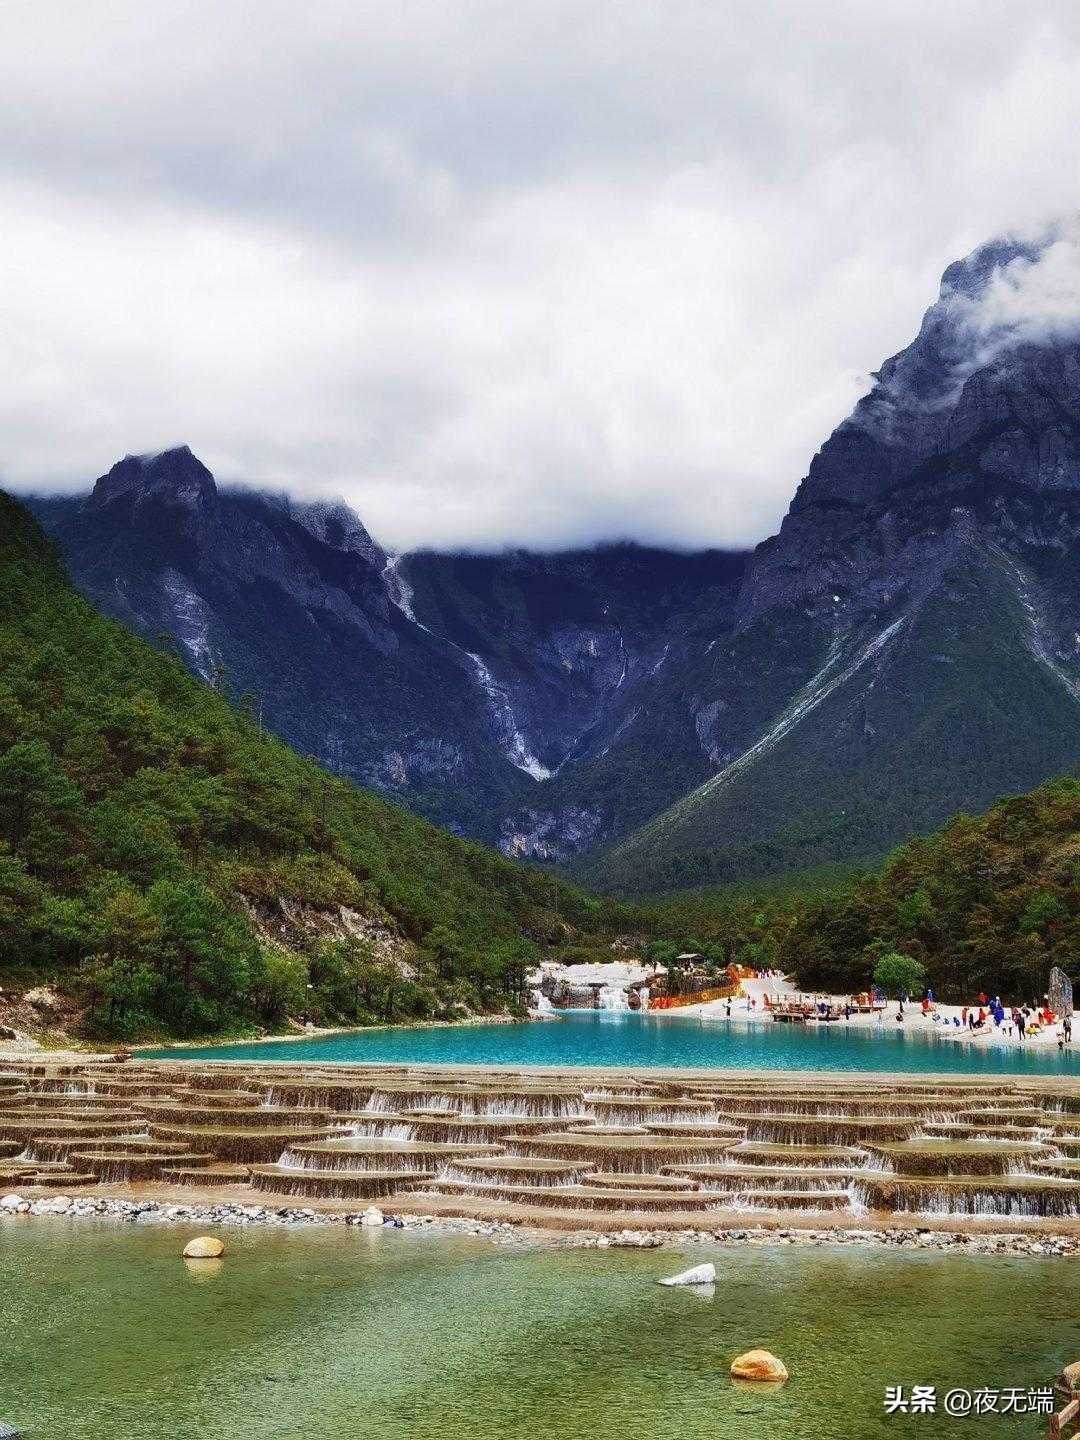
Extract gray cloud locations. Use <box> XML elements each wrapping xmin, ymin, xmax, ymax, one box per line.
<box><xmin>953</xmin><ymin>222</ymin><xmax>1080</xmax><ymax>358</ymax></box>
<box><xmin>4</xmin><ymin>1</ymin><xmax>1080</xmax><ymax>550</ymax></box>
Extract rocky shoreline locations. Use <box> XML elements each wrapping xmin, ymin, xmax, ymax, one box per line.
<box><xmin>132</xmin><ymin>1011</ymin><xmax>522</xmax><ymax>1055</ymax></box>
<box><xmin>2</xmin><ymin>1194</ymin><xmax>1077</xmax><ymax>1258</ymax></box>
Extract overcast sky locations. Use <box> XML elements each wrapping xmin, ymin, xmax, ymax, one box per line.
<box><xmin>4</xmin><ymin>1</ymin><xmax>1080</xmax><ymax>551</ymax></box>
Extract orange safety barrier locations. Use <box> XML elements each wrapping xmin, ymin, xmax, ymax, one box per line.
<box><xmin>650</xmin><ymin>985</ymin><xmax>739</xmax><ymax>1010</ymax></box>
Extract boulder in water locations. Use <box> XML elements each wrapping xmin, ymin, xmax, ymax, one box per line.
<box><xmin>183</xmin><ymin>1235</ymin><xmax>225</xmax><ymax>1259</ymax></box>
<box><xmin>359</xmin><ymin>1206</ymin><xmax>384</xmax><ymax>1228</ymax></box>
<box><xmin>659</xmin><ymin>1262</ymin><xmax>716</xmax><ymax>1286</ymax></box>
<box><xmin>730</xmin><ymin>1349</ymin><xmax>788</xmax><ymax>1382</ymax></box>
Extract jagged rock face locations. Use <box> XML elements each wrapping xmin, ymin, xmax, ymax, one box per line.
<box><xmin>88</xmin><ymin>446</ymin><xmax>219</xmax><ymax>519</ymax></box>
<box><xmin>592</xmin><ymin>232</ymin><xmax>1080</xmax><ymax>891</ymax></box>
<box><xmin>31</xmin><ymin>457</ymin><xmax>534</xmax><ymax>840</ymax></box>
<box><xmin>29</xmin><ymin>231</ymin><xmax>1080</xmax><ymax>886</ymax></box>
<box><xmin>405</xmin><ymin>547</ymin><xmax>742</xmax><ymax>776</ymax></box>
<box><xmin>742</xmin><ymin>234</ymin><xmax>1080</xmax><ymax>628</ymax></box>
<box><xmin>30</xmin><ymin>457</ymin><xmax>745</xmax><ymax>854</ymax></box>
<box><xmin>271</xmin><ymin>494</ymin><xmax>386</xmax><ymax>568</ymax></box>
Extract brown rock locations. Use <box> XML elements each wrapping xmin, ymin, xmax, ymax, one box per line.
<box><xmin>183</xmin><ymin>1236</ymin><xmax>225</xmax><ymax>1260</ymax></box>
<box><xmin>730</xmin><ymin>1349</ymin><xmax>788</xmax><ymax>1382</ymax></box>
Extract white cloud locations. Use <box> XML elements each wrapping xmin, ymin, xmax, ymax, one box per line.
<box><xmin>3</xmin><ymin>1</ymin><xmax>1080</xmax><ymax>549</ymax></box>
<box><xmin>955</xmin><ymin>224</ymin><xmax>1080</xmax><ymax>353</ymax></box>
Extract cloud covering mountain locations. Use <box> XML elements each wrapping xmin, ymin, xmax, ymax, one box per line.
<box><xmin>7</xmin><ymin>2</ymin><xmax>1080</xmax><ymax>550</ymax></box>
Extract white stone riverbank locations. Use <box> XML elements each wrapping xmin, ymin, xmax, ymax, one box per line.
<box><xmin>2</xmin><ymin>1194</ymin><xmax>1079</xmax><ymax>1258</ymax></box>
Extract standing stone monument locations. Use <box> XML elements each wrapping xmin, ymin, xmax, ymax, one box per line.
<box><xmin>1049</xmin><ymin>966</ymin><xmax>1074</xmax><ymax>1020</ymax></box>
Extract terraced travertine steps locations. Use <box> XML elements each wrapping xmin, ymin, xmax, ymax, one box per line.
<box><xmin>856</xmin><ymin>1175</ymin><xmax>1080</xmax><ymax>1218</ymax></box>
<box><xmin>441</xmin><ymin>1157</ymin><xmax>592</xmax><ymax>1188</ymax></box>
<box><xmin>249</xmin><ymin>1166</ymin><xmax>438</xmax><ymax>1199</ymax></box>
<box><xmin>160</xmin><ymin>1162</ymin><xmax>252</xmax><ymax>1184</ymax></box>
<box><xmin>666</xmin><ymin>1164</ymin><xmax>862</xmax><ymax>1189</ymax></box>
<box><xmin>0</xmin><ymin>1165</ymin><xmax>97</xmax><ymax>1188</ymax></box>
<box><xmin>587</xmin><ymin>1171</ymin><xmax>698</xmax><ymax>1192</ymax></box>
<box><xmin>720</xmin><ymin>1113</ymin><xmax>925</xmax><ymax>1145</ymax></box>
<box><xmin>639</xmin><ymin>1121</ymin><xmax>745</xmax><ymax>1137</ymax></box>
<box><xmin>3</xmin><ymin>1056</ymin><xmax>1080</xmax><ymax>1226</ymax></box>
<box><xmin>145</xmin><ymin>1123</ymin><xmax>333</xmax><ymax>1163</ymax></box>
<box><xmin>21</xmin><ymin>1135</ymin><xmax>193</xmax><ymax>1164</ymax></box>
<box><xmin>428</xmin><ymin>1177</ymin><xmax>715</xmax><ymax>1211</ymax></box>
<box><xmin>278</xmin><ymin>1138</ymin><xmax>497</xmax><ymax>1174</ymax></box>
<box><xmin>1032</xmin><ymin>1157</ymin><xmax>1080</xmax><ymax>1179</ymax></box>
<box><xmin>725</xmin><ymin>1143</ymin><xmax>865</xmax><ymax>1166</ymax></box>
<box><xmin>349</xmin><ymin>1112</ymin><xmax>560</xmax><ymax>1142</ymax></box>
<box><xmin>865</xmin><ymin>1140</ymin><xmax>1053</xmax><ymax>1177</ymax></box>
<box><xmin>502</xmin><ymin>1132</ymin><xmax>737</xmax><ymax>1173</ymax></box>
<box><xmin>140</xmin><ymin>1103</ymin><xmax>333</xmax><ymax>1129</ymax></box>
<box><xmin>586</xmin><ymin>1097</ymin><xmax>717</xmax><ymax>1125</ymax></box>
<box><xmin>67</xmin><ymin>1149</ymin><xmax>209</xmax><ymax>1183</ymax></box>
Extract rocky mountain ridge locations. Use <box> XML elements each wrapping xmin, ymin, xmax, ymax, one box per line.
<box><xmin>28</xmin><ymin>230</ymin><xmax>1080</xmax><ymax>889</ymax></box>
<box><xmin>595</xmin><ymin>232</ymin><xmax>1080</xmax><ymax>890</ymax></box>
<box><xmin>29</xmin><ymin>456</ymin><xmax>745</xmax><ymax>854</ymax></box>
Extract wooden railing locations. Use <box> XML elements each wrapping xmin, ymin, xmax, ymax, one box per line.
<box><xmin>1050</xmin><ymin>1361</ymin><xmax>1080</xmax><ymax>1437</ymax></box>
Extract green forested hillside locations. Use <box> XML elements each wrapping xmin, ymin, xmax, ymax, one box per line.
<box><xmin>588</xmin><ymin>549</ymin><xmax>1080</xmax><ymax>897</ymax></box>
<box><xmin>649</xmin><ymin>776</ymin><xmax>1080</xmax><ymax>1002</ymax></box>
<box><xmin>0</xmin><ymin>494</ymin><xmax>618</xmax><ymax>1039</ymax></box>
<box><xmin>6</xmin><ymin>482</ymin><xmax>1076</xmax><ymax>1039</ymax></box>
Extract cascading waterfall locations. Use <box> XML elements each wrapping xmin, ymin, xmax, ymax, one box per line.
<box><xmin>347</xmin><ymin>1119</ymin><xmax>416</xmax><ymax>1141</ymax></box>
<box><xmin>364</xmin><ymin>1091</ymin><xmax>453</xmax><ymax>1115</ymax></box>
<box><xmin>846</xmin><ymin>1182</ymin><xmax>870</xmax><ymax>1217</ymax></box>
<box><xmin>382</xmin><ymin>554</ymin><xmax>426</xmax><ymax>629</ymax></box>
<box><xmin>466</xmin><ymin>653</ymin><xmax>551</xmax><ymax>781</ymax></box>
<box><xmin>381</xmin><ymin>551</ymin><xmax>552</xmax><ymax>781</ymax></box>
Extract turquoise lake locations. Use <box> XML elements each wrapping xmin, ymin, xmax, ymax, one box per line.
<box><xmin>141</xmin><ymin>1010</ymin><xmax>1080</xmax><ymax>1072</ymax></box>
<box><xmin>1</xmin><ymin>1219</ymin><xmax>1074</xmax><ymax>1440</ymax></box>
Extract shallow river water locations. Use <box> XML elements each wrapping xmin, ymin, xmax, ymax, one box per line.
<box><xmin>1</xmin><ymin>1219</ymin><xmax>1074</xmax><ymax>1439</ymax></box>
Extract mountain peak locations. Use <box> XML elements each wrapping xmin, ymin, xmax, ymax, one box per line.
<box><xmin>790</xmin><ymin>223</ymin><xmax>1080</xmax><ymax>513</ymax></box>
<box><xmin>88</xmin><ymin>446</ymin><xmax>218</xmax><ymax>515</ymax></box>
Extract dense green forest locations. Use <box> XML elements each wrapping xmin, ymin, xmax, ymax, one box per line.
<box><xmin>3</xmin><ymin>486</ymin><xmax>1077</xmax><ymax>1041</ymax></box>
<box><xmin>649</xmin><ymin>776</ymin><xmax>1080</xmax><ymax>1003</ymax></box>
<box><xmin>0</xmin><ymin>494</ymin><xmax>627</xmax><ymax>1039</ymax></box>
